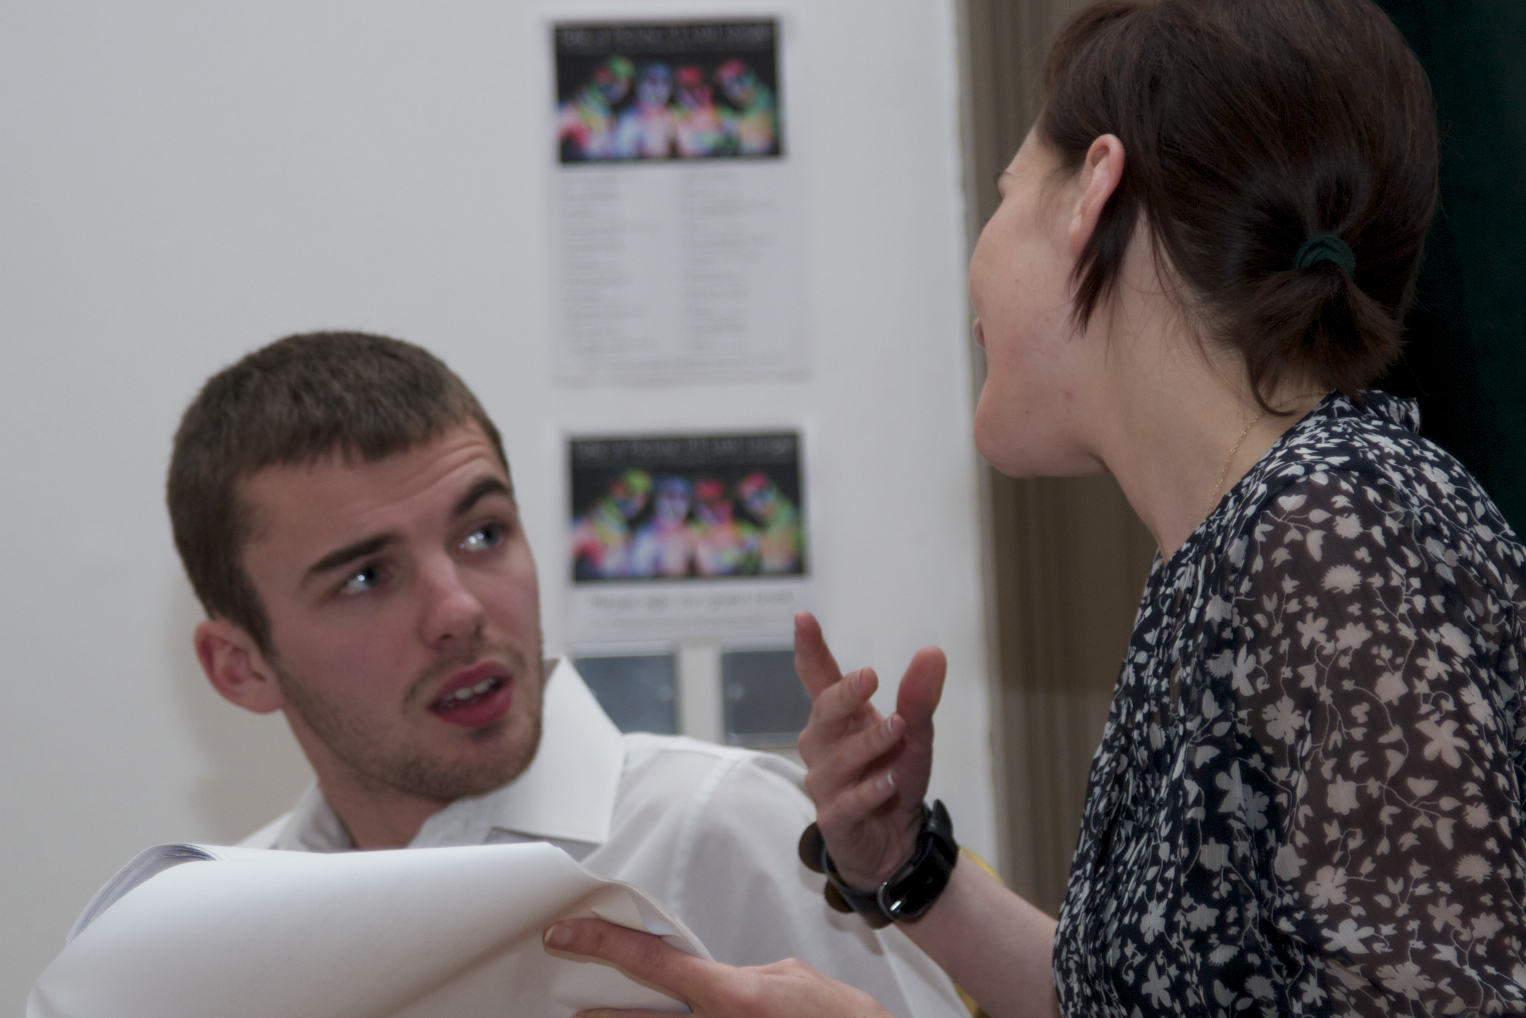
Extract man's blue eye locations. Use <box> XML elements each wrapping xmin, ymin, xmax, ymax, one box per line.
<box><xmin>339</xmin><ymin>566</ymin><xmax>380</xmax><ymax>595</ymax></box>
<box><xmin>462</xmin><ymin>524</ymin><xmax>503</xmax><ymax>551</ymax></box>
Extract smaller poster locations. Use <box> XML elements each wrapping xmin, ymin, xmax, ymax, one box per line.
<box><xmin>564</xmin><ymin>430</ymin><xmax>811</xmax><ymax>642</ymax></box>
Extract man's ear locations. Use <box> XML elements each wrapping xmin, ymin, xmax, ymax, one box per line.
<box><xmin>194</xmin><ymin>618</ymin><xmax>286</xmax><ymax>714</ymax></box>
<box><xmin>1068</xmin><ymin>134</ymin><xmax>1127</xmax><ymax>259</ymax></box>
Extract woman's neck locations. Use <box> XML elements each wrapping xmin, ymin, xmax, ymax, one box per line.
<box><xmin>1089</xmin><ymin>315</ymin><xmax>1325</xmax><ymax>560</ymax></box>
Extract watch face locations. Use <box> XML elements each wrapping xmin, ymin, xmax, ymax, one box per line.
<box><xmin>882</xmin><ymin>874</ymin><xmax>924</xmax><ymax>921</ymax></box>
<box><xmin>880</xmin><ymin>802</ymin><xmax>959</xmax><ymax>922</ymax></box>
<box><xmin>814</xmin><ymin>801</ymin><xmax>957</xmax><ymax>927</ymax></box>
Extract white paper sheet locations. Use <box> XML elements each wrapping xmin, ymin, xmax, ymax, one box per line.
<box><xmin>549</xmin><ymin>162</ymin><xmax>809</xmax><ymax>385</ymax></box>
<box><xmin>30</xmin><ymin>842</ymin><xmax>709</xmax><ymax>1018</ymax></box>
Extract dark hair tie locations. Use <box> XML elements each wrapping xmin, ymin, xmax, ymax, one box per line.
<box><xmin>1294</xmin><ymin>234</ymin><xmax>1356</xmax><ymax>277</ymax></box>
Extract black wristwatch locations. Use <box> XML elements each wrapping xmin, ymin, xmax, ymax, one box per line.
<box><xmin>798</xmin><ymin>801</ymin><xmax>958</xmax><ymax>928</ymax></box>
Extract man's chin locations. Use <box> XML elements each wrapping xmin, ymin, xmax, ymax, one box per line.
<box><xmin>380</xmin><ymin>756</ymin><xmax>531</xmax><ymax>803</ymax></box>
<box><xmin>281</xmin><ymin>640</ymin><xmax>548</xmax><ymax>805</ymax></box>
<box><xmin>400</xmin><ymin>714</ymin><xmax>544</xmax><ymax>801</ymax></box>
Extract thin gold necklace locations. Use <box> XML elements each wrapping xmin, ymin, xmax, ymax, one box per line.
<box><xmin>1205</xmin><ymin>393</ymin><xmax>1327</xmax><ymax>515</ymax></box>
<box><xmin>1206</xmin><ymin>412</ymin><xmax>1266</xmax><ymax>514</ymax></box>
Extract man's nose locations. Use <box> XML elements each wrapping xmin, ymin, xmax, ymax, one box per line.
<box><xmin>418</xmin><ymin>556</ymin><xmax>487</xmax><ymax>646</ymax></box>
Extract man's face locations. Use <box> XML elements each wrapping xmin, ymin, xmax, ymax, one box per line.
<box><xmin>237</xmin><ymin>423</ymin><xmax>544</xmax><ymax>803</ymax></box>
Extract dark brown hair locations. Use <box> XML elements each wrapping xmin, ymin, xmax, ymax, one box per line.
<box><xmin>1039</xmin><ymin>0</ymin><xmax>1439</xmax><ymax>409</ymax></box>
<box><xmin>167</xmin><ymin>331</ymin><xmax>509</xmax><ymax>652</ymax></box>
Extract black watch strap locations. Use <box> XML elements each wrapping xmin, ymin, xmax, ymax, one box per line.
<box><xmin>798</xmin><ymin>801</ymin><xmax>958</xmax><ymax>928</ymax></box>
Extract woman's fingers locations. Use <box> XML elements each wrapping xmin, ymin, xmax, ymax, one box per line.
<box><xmin>797</xmin><ymin>665</ymin><xmax>883</xmax><ymax>763</ymax></box>
<box><xmin>895</xmin><ymin>646</ymin><xmax>946</xmax><ymax>740</ymax></box>
<box><xmin>795</xmin><ymin>612</ymin><xmax>885</xmax><ymax>764</ymax></box>
<box><xmin>792</xmin><ymin>611</ymin><xmax>843</xmax><ymax>698</ymax></box>
<box><xmin>802</xmin><ymin>712</ymin><xmax>903</xmax><ymax>804</ymax></box>
<box><xmin>819</xmin><ymin>767</ymin><xmax>902</xmax><ymax>832</ymax></box>
<box><xmin>546</xmin><ymin>919</ymin><xmax>715</xmax><ymax>1002</ymax></box>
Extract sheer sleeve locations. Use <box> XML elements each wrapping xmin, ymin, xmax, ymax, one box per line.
<box><xmin>1227</xmin><ymin>468</ymin><xmax>1526</xmax><ymax>1014</ymax></box>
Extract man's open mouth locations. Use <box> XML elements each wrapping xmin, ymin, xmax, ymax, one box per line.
<box><xmin>431</xmin><ymin>676</ymin><xmax>505</xmax><ymax>711</ymax></box>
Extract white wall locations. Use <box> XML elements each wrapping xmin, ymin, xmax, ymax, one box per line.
<box><xmin>0</xmin><ymin>0</ymin><xmax>991</xmax><ymax>1008</ymax></box>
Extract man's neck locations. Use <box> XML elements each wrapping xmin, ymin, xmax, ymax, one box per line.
<box><xmin>325</xmin><ymin>784</ymin><xmax>449</xmax><ymax>850</ymax></box>
<box><xmin>285</xmin><ymin>715</ymin><xmax>453</xmax><ymax>849</ymax></box>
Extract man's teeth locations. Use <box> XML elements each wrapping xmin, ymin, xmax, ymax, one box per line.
<box><xmin>447</xmin><ymin>678</ymin><xmax>499</xmax><ymax>703</ymax></box>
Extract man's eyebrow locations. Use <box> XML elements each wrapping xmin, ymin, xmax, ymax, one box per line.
<box><xmin>304</xmin><ymin>534</ymin><xmax>398</xmax><ymax>585</ymax></box>
<box><xmin>451</xmin><ymin>476</ymin><xmax>514</xmax><ymax>519</ymax></box>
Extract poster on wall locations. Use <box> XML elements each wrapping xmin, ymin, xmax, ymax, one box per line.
<box><xmin>564</xmin><ymin>430</ymin><xmax>811</xmax><ymax>642</ymax></box>
<box><xmin>547</xmin><ymin>18</ymin><xmax>809</xmax><ymax>384</ymax></box>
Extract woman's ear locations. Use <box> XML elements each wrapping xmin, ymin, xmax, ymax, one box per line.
<box><xmin>194</xmin><ymin>618</ymin><xmax>287</xmax><ymax>714</ymax></box>
<box><xmin>1069</xmin><ymin>134</ymin><xmax>1126</xmax><ymax>258</ymax></box>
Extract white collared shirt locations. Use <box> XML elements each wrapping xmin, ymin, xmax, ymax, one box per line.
<box><xmin>242</xmin><ymin>659</ymin><xmax>966</xmax><ymax>1018</ymax></box>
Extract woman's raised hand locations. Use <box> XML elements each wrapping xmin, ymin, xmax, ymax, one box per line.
<box><xmin>544</xmin><ymin>918</ymin><xmax>892</xmax><ymax>1018</ymax></box>
<box><xmin>793</xmin><ymin>611</ymin><xmax>945</xmax><ymax>890</ymax></box>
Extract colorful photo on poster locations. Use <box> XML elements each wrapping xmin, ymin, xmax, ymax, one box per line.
<box><xmin>554</xmin><ymin>19</ymin><xmax>783</xmax><ymax>164</ymax></box>
<box><xmin>570</xmin><ymin>432</ymin><xmax>805</xmax><ymax>582</ymax></box>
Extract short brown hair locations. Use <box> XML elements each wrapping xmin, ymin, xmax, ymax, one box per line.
<box><xmin>167</xmin><ymin>331</ymin><xmax>509</xmax><ymax>652</ymax></box>
<box><xmin>1040</xmin><ymin>0</ymin><xmax>1439</xmax><ymax>409</ymax></box>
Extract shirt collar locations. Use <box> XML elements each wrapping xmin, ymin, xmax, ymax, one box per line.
<box><xmin>273</xmin><ymin>657</ymin><xmax>626</xmax><ymax>853</ymax></box>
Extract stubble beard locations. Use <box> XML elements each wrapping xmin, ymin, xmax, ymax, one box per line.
<box><xmin>274</xmin><ymin>635</ymin><xmax>547</xmax><ymax>803</ymax></box>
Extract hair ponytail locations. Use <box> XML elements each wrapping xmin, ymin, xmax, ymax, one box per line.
<box><xmin>1236</xmin><ymin>263</ymin><xmax>1404</xmax><ymax>410</ymax></box>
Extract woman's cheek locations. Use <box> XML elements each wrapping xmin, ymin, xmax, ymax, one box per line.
<box><xmin>971</xmin><ymin>387</ymin><xmax>1009</xmax><ymax>468</ymax></box>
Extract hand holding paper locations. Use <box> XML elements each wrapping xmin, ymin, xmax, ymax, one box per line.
<box><xmin>545</xmin><ymin>917</ymin><xmax>892</xmax><ymax>1018</ymax></box>
<box><xmin>30</xmin><ymin>842</ymin><xmax>710</xmax><ymax>1018</ymax></box>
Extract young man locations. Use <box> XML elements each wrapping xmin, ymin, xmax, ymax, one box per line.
<box><xmin>167</xmin><ymin>331</ymin><xmax>965</xmax><ymax>1018</ymax></box>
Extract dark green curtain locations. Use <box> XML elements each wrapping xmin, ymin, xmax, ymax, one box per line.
<box><xmin>1375</xmin><ymin>2</ymin><xmax>1526</xmax><ymax>530</ymax></box>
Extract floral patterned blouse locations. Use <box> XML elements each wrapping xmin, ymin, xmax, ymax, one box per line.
<box><xmin>1052</xmin><ymin>392</ymin><xmax>1526</xmax><ymax>1016</ymax></box>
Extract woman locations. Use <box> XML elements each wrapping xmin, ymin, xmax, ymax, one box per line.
<box><xmin>546</xmin><ymin>0</ymin><xmax>1526</xmax><ymax>1014</ymax></box>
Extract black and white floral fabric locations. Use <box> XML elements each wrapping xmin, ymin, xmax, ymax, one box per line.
<box><xmin>1053</xmin><ymin>392</ymin><xmax>1526</xmax><ymax>1016</ymax></box>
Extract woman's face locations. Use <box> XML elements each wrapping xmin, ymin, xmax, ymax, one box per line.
<box><xmin>969</xmin><ymin>131</ymin><xmax>1101</xmax><ymax>478</ymax></box>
